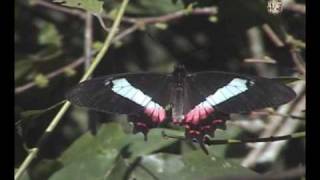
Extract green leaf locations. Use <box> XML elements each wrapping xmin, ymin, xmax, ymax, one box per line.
<box><xmin>93</xmin><ymin>41</ymin><xmax>104</xmax><ymax>51</ymax></box>
<box><xmin>154</xmin><ymin>23</ymin><xmax>168</xmax><ymax>30</ymax></box>
<box><xmin>34</xmin><ymin>73</ymin><xmax>49</xmax><ymax>88</ymax></box>
<box><xmin>53</xmin><ymin>0</ymin><xmax>104</xmax><ymax>14</ymax></box>
<box><xmin>38</xmin><ymin>22</ymin><xmax>62</xmax><ymax>47</ymax></box>
<box><xmin>50</xmin><ymin>123</ymin><xmax>179</xmax><ymax>180</ymax></box>
<box><xmin>63</xmin><ymin>67</ymin><xmax>77</xmax><ymax>77</ymax></box>
<box><xmin>131</xmin><ymin>151</ymin><xmax>256</xmax><ymax>179</ymax></box>
<box><xmin>208</xmin><ymin>16</ymin><xmax>218</xmax><ymax>23</ymax></box>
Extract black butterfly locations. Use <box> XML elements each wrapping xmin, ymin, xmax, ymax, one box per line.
<box><xmin>66</xmin><ymin>65</ymin><xmax>296</xmax><ymax>150</ymax></box>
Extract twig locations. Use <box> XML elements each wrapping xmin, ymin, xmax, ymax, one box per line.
<box><xmin>251</xmin><ymin>110</ymin><xmax>305</xmax><ymax>121</ymax></box>
<box><xmin>244</xmin><ymin>58</ymin><xmax>276</xmax><ymax>64</ymax></box>
<box><xmin>15</xmin><ymin>16</ymin><xmax>142</xmax><ymax>95</ymax></box>
<box><xmin>123</xmin><ymin>6</ymin><xmax>218</xmax><ymax>24</ymax></box>
<box><xmin>284</xmin><ymin>3</ymin><xmax>305</xmax><ymax>14</ymax></box>
<box><xmin>84</xmin><ymin>12</ymin><xmax>93</xmax><ymax>71</ymax></box>
<box><xmin>262</xmin><ymin>24</ymin><xmax>285</xmax><ymax>47</ymax></box>
<box><xmin>256</xmin><ymin>94</ymin><xmax>305</xmax><ymax>164</ymax></box>
<box><xmin>35</xmin><ymin>0</ymin><xmax>218</xmax><ymax>26</ymax></box>
<box><xmin>161</xmin><ymin>130</ymin><xmax>304</xmax><ymax>146</ymax></box>
<box><xmin>95</xmin><ymin>14</ymin><xmax>111</xmax><ymax>32</ymax></box>
<box><xmin>15</xmin><ymin>21</ymin><xmax>140</xmax><ymax>95</ymax></box>
<box><xmin>112</xmin><ymin>24</ymin><xmax>140</xmax><ymax>42</ymax></box>
<box><xmin>14</xmin><ymin>0</ymin><xmax>130</xmax><ymax>179</ymax></box>
<box><xmin>261</xmin><ymin>24</ymin><xmax>306</xmax><ymax>76</ymax></box>
<box><xmin>15</xmin><ymin>55</ymin><xmax>88</xmax><ymax>94</ymax></box>
<box><xmin>241</xmin><ymin>81</ymin><xmax>305</xmax><ymax>168</ymax></box>
<box><xmin>290</xmin><ymin>49</ymin><xmax>306</xmax><ymax>75</ymax></box>
<box><xmin>205</xmin><ymin>131</ymin><xmax>305</xmax><ymax>145</ymax></box>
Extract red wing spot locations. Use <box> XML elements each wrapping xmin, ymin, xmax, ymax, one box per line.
<box><xmin>144</xmin><ymin>108</ymin><xmax>154</xmax><ymax>116</ymax></box>
<box><xmin>204</xmin><ymin>106</ymin><xmax>214</xmax><ymax>114</ymax></box>
<box><xmin>158</xmin><ymin>108</ymin><xmax>166</xmax><ymax>122</ymax></box>
<box><xmin>144</xmin><ymin>106</ymin><xmax>166</xmax><ymax>123</ymax></box>
<box><xmin>198</xmin><ymin>106</ymin><xmax>207</xmax><ymax>119</ymax></box>
<box><xmin>185</xmin><ymin>109</ymin><xmax>194</xmax><ymax>123</ymax></box>
<box><xmin>184</xmin><ymin>105</ymin><xmax>215</xmax><ymax>125</ymax></box>
<box><xmin>152</xmin><ymin>108</ymin><xmax>159</xmax><ymax>121</ymax></box>
<box><xmin>192</xmin><ymin>107</ymin><xmax>200</xmax><ymax>124</ymax></box>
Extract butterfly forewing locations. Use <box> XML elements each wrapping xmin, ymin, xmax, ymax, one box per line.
<box><xmin>66</xmin><ymin>73</ymin><xmax>171</xmax><ymax>115</ymax></box>
<box><xmin>187</xmin><ymin>71</ymin><xmax>296</xmax><ymax>114</ymax></box>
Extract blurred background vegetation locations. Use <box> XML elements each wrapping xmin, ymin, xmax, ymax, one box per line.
<box><xmin>15</xmin><ymin>0</ymin><xmax>305</xmax><ymax>179</ymax></box>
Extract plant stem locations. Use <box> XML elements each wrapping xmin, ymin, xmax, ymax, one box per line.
<box><xmin>14</xmin><ymin>0</ymin><xmax>130</xmax><ymax>179</ymax></box>
<box><xmin>205</xmin><ymin>131</ymin><xmax>305</xmax><ymax>145</ymax></box>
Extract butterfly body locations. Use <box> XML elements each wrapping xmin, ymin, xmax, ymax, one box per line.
<box><xmin>66</xmin><ymin>65</ymin><xmax>296</xmax><ymax>148</ymax></box>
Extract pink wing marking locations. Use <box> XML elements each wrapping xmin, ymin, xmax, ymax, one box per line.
<box><xmin>144</xmin><ymin>102</ymin><xmax>166</xmax><ymax>123</ymax></box>
<box><xmin>184</xmin><ymin>102</ymin><xmax>214</xmax><ymax>125</ymax></box>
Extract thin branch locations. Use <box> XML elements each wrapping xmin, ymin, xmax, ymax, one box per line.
<box><xmin>241</xmin><ymin>82</ymin><xmax>305</xmax><ymax>167</ymax></box>
<box><xmin>96</xmin><ymin>14</ymin><xmax>111</xmax><ymax>32</ymax></box>
<box><xmin>290</xmin><ymin>49</ymin><xmax>306</xmax><ymax>75</ymax></box>
<box><xmin>161</xmin><ymin>131</ymin><xmax>305</xmax><ymax>146</ymax></box>
<box><xmin>262</xmin><ymin>24</ymin><xmax>285</xmax><ymax>47</ymax></box>
<box><xmin>15</xmin><ymin>55</ymin><xmax>87</xmax><ymax>94</ymax></box>
<box><xmin>16</xmin><ymin>6</ymin><xmax>216</xmax><ymax>95</ymax></box>
<box><xmin>35</xmin><ymin>0</ymin><xmax>218</xmax><ymax>26</ymax></box>
<box><xmin>205</xmin><ymin>131</ymin><xmax>305</xmax><ymax>145</ymax></box>
<box><xmin>15</xmin><ymin>21</ymin><xmax>140</xmax><ymax>95</ymax></box>
<box><xmin>84</xmin><ymin>12</ymin><xmax>93</xmax><ymax>71</ymax></box>
<box><xmin>14</xmin><ymin>0</ymin><xmax>130</xmax><ymax>179</ymax></box>
<box><xmin>112</xmin><ymin>24</ymin><xmax>140</xmax><ymax>42</ymax></box>
<box><xmin>251</xmin><ymin>110</ymin><xmax>305</xmax><ymax>121</ymax></box>
<box><xmin>284</xmin><ymin>3</ymin><xmax>305</xmax><ymax>14</ymax></box>
<box><xmin>123</xmin><ymin>6</ymin><xmax>218</xmax><ymax>24</ymax></box>
<box><xmin>261</xmin><ymin>24</ymin><xmax>305</xmax><ymax>76</ymax></box>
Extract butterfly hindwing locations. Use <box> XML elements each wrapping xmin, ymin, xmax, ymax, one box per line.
<box><xmin>66</xmin><ymin>73</ymin><xmax>171</xmax><ymax>115</ymax></box>
<box><xmin>187</xmin><ymin>71</ymin><xmax>296</xmax><ymax>114</ymax></box>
